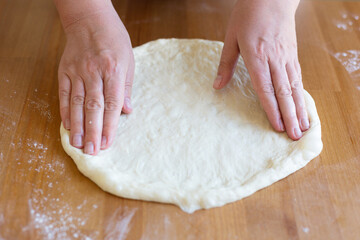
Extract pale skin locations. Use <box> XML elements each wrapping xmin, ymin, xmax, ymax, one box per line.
<box><xmin>55</xmin><ymin>0</ymin><xmax>309</xmax><ymax>156</ymax></box>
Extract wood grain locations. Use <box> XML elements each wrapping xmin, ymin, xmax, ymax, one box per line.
<box><xmin>0</xmin><ymin>0</ymin><xmax>360</xmax><ymax>239</ymax></box>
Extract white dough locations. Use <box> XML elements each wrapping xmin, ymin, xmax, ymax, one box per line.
<box><xmin>60</xmin><ymin>39</ymin><xmax>323</xmax><ymax>213</ymax></box>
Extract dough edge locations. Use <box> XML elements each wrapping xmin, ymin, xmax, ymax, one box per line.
<box><xmin>60</xmin><ymin>39</ymin><xmax>323</xmax><ymax>213</ymax></box>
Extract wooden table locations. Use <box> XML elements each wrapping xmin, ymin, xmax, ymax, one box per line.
<box><xmin>1</xmin><ymin>0</ymin><xmax>360</xmax><ymax>239</ymax></box>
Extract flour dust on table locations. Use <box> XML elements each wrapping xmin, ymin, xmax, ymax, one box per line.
<box><xmin>60</xmin><ymin>39</ymin><xmax>323</xmax><ymax>213</ymax></box>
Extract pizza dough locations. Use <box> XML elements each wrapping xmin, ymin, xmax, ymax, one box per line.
<box><xmin>60</xmin><ymin>39</ymin><xmax>323</xmax><ymax>213</ymax></box>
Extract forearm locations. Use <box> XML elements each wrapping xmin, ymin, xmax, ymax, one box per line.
<box><xmin>54</xmin><ymin>0</ymin><xmax>114</xmax><ymax>31</ymax></box>
<box><xmin>235</xmin><ymin>0</ymin><xmax>300</xmax><ymax>18</ymax></box>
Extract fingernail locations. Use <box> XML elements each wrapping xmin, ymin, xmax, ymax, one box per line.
<box><xmin>213</xmin><ymin>75</ymin><xmax>222</xmax><ymax>88</ymax></box>
<box><xmin>101</xmin><ymin>136</ymin><xmax>107</xmax><ymax>148</ymax></box>
<box><xmin>300</xmin><ymin>118</ymin><xmax>309</xmax><ymax>130</ymax></box>
<box><xmin>125</xmin><ymin>98</ymin><xmax>132</xmax><ymax>110</ymax></box>
<box><xmin>279</xmin><ymin>119</ymin><xmax>285</xmax><ymax>131</ymax></box>
<box><xmin>65</xmin><ymin>119</ymin><xmax>70</xmax><ymax>130</ymax></box>
<box><xmin>84</xmin><ymin>142</ymin><xmax>94</xmax><ymax>155</ymax></box>
<box><xmin>72</xmin><ymin>134</ymin><xmax>83</xmax><ymax>147</ymax></box>
<box><xmin>294</xmin><ymin>127</ymin><xmax>302</xmax><ymax>139</ymax></box>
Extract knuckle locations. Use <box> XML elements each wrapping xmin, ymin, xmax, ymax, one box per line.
<box><xmin>101</xmin><ymin>54</ymin><xmax>120</xmax><ymax>77</ymax></box>
<box><xmin>71</xmin><ymin>95</ymin><xmax>85</xmax><ymax>105</ymax></box>
<box><xmin>253</xmin><ymin>53</ymin><xmax>268</xmax><ymax>63</ymax></box>
<box><xmin>83</xmin><ymin>51</ymin><xmax>122</xmax><ymax>78</ymax></box>
<box><xmin>86</xmin><ymin>98</ymin><xmax>103</xmax><ymax>111</ymax></box>
<box><xmin>125</xmin><ymin>79</ymin><xmax>133</xmax><ymax>88</ymax></box>
<box><xmin>85</xmin><ymin>60</ymin><xmax>98</xmax><ymax>75</ymax></box>
<box><xmin>259</xmin><ymin>82</ymin><xmax>275</xmax><ymax>94</ymax></box>
<box><xmin>59</xmin><ymin>59</ymin><xmax>72</xmax><ymax>70</ymax></box>
<box><xmin>290</xmin><ymin>80</ymin><xmax>303</xmax><ymax>90</ymax></box>
<box><xmin>276</xmin><ymin>84</ymin><xmax>292</xmax><ymax>98</ymax></box>
<box><xmin>104</xmin><ymin>96</ymin><xmax>121</xmax><ymax>111</ymax></box>
<box><xmin>252</xmin><ymin>38</ymin><xmax>269</xmax><ymax>62</ymax></box>
<box><xmin>274</xmin><ymin>42</ymin><xmax>286</xmax><ymax>55</ymax></box>
<box><xmin>254</xmin><ymin>38</ymin><xmax>265</xmax><ymax>53</ymax></box>
<box><xmin>59</xmin><ymin>89</ymin><xmax>70</xmax><ymax>98</ymax></box>
<box><xmin>105</xmin><ymin>60</ymin><xmax>119</xmax><ymax>75</ymax></box>
<box><xmin>253</xmin><ymin>51</ymin><xmax>268</xmax><ymax>63</ymax></box>
<box><xmin>251</xmin><ymin>67</ymin><xmax>268</xmax><ymax>79</ymax></box>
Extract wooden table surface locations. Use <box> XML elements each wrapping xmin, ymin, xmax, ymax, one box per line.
<box><xmin>1</xmin><ymin>0</ymin><xmax>360</xmax><ymax>239</ymax></box>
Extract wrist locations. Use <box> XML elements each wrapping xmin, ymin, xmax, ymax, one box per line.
<box><xmin>64</xmin><ymin>9</ymin><xmax>121</xmax><ymax>37</ymax></box>
<box><xmin>54</xmin><ymin>0</ymin><xmax>116</xmax><ymax>33</ymax></box>
<box><xmin>235</xmin><ymin>0</ymin><xmax>299</xmax><ymax>16</ymax></box>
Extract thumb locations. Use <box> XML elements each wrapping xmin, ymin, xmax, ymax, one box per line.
<box><xmin>122</xmin><ymin>59</ymin><xmax>135</xmax><ymax>114</ymax></box>
<box><xmin>213</xmin><ymin>33</ymin><xmax>240</xmax><ymax>89</ymax></box>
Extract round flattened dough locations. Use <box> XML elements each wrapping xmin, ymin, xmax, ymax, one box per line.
<box><xmin>60</xmin><ymin>39</ymin><xmax>323</xmax><ymax>213</ymax></box>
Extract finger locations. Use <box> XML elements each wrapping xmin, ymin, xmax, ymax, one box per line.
<box><xmin>213</xmin><ymin>31</ymin><xmax>240</xmax><ymax>89</ymax></box>
<box><xmin>58</xmin><ymin>72</ymin><xmax>71</xmax><ymax>130</ymax></box>
<box><xmin>102</xmin><ymin>75</ymin><xmax>125</xmax><ymax>150</ymax></box>
<box><xmin>270</xmin><ymin>62</ymin><xmax>302</xmax><ymax>140</ymax></box>
<box><xmin>244</xmin><ymin>57</ymin><xmax>285</xmax><ymax>132</ymax></box>
<box><xmin>83</xmin><ymin>78</ymin><xmax>104</xmax><ymax>155</ymax></box>
<box><xmin>122</xmin><ymin>58</ymin><xmax>134</xmax><ymax>114</ymax></box>
<box><xmin>287</xmin><ymin>61</ymin><xmax>309</xmax><ymax>131</ymax></box>
<box><xmin>70</xmin><ymin>77</ymin><xmax>85</xmax><ymax>148</ymax></box>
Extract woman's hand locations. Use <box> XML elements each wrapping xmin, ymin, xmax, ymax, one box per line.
<box><xmin>57</xmin><ymin>4</ymin><xmax>134</xmax><ymax>155</ymax></box>
<box><xmin>213</xmin><ymin>0</ymin><xmax>308</xmax><ymax>140</ymax></box>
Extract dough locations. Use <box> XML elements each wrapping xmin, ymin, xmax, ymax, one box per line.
<box><xmin>60</xmin><ymin>39</ymin><xmax>323</xmax><ymax>213</ymax></box>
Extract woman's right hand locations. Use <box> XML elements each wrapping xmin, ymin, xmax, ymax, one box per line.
<box><xmin>213</xmin><ymin>0</ymin><xmax>308</xmax><ymax>140</ymax></box>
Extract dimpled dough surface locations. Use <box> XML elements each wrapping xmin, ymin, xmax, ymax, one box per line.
<box><xmin>60</xmin><ymin>39</ymin><xmax>323</xmax><ymax>213</ymax></box>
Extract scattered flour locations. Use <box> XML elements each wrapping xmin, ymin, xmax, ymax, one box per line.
<box><xmin>139</xmin><ymin>213</ymin><xmax>195</xmax><ymax>240</ymax></box>
<box><xmin>333</xmin><ymin>50</ymin><xmax>360</xmax><ymax>75</ymax></box>
<box><xmin>332</xmin><ymin>50</ymin><xmax>360</xmax><ymax>89</ymax></box>
<box><xmin>22</xmin><ymin>192</ymin><xmax>138</xmax><ymax>240</ymax></box>
<box><xmin>302</xmin><ymin>227</ymin><xmax>310</xmax><ymax>233</ymax></box>
<box><xmin>0</xmin><ymin>67</ymin><xmax>139</xmax><ymax>240</ymax></box>
<box><xmin>24</xmin><ymin>197</ymin><xmax>99</xmax><ymax>240</ymax></box>
<box><xmin>104</xmin><ymin>207</ymin><xmax>137</xmax><ymax>240</ymax></box>
<box><xmin>11</xmin><ymin>137</ymin><xmax>65</xmax><ymax>177</ymax></box>
<box><xmin>28</xmin><ymin>97</ymin><xmax>54</xmax><ymax>121</ymax></box>
<box><xmin>333</xmin><ymin>11</ymin><xmax>360</xmax><ymax>31</ymax></box>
